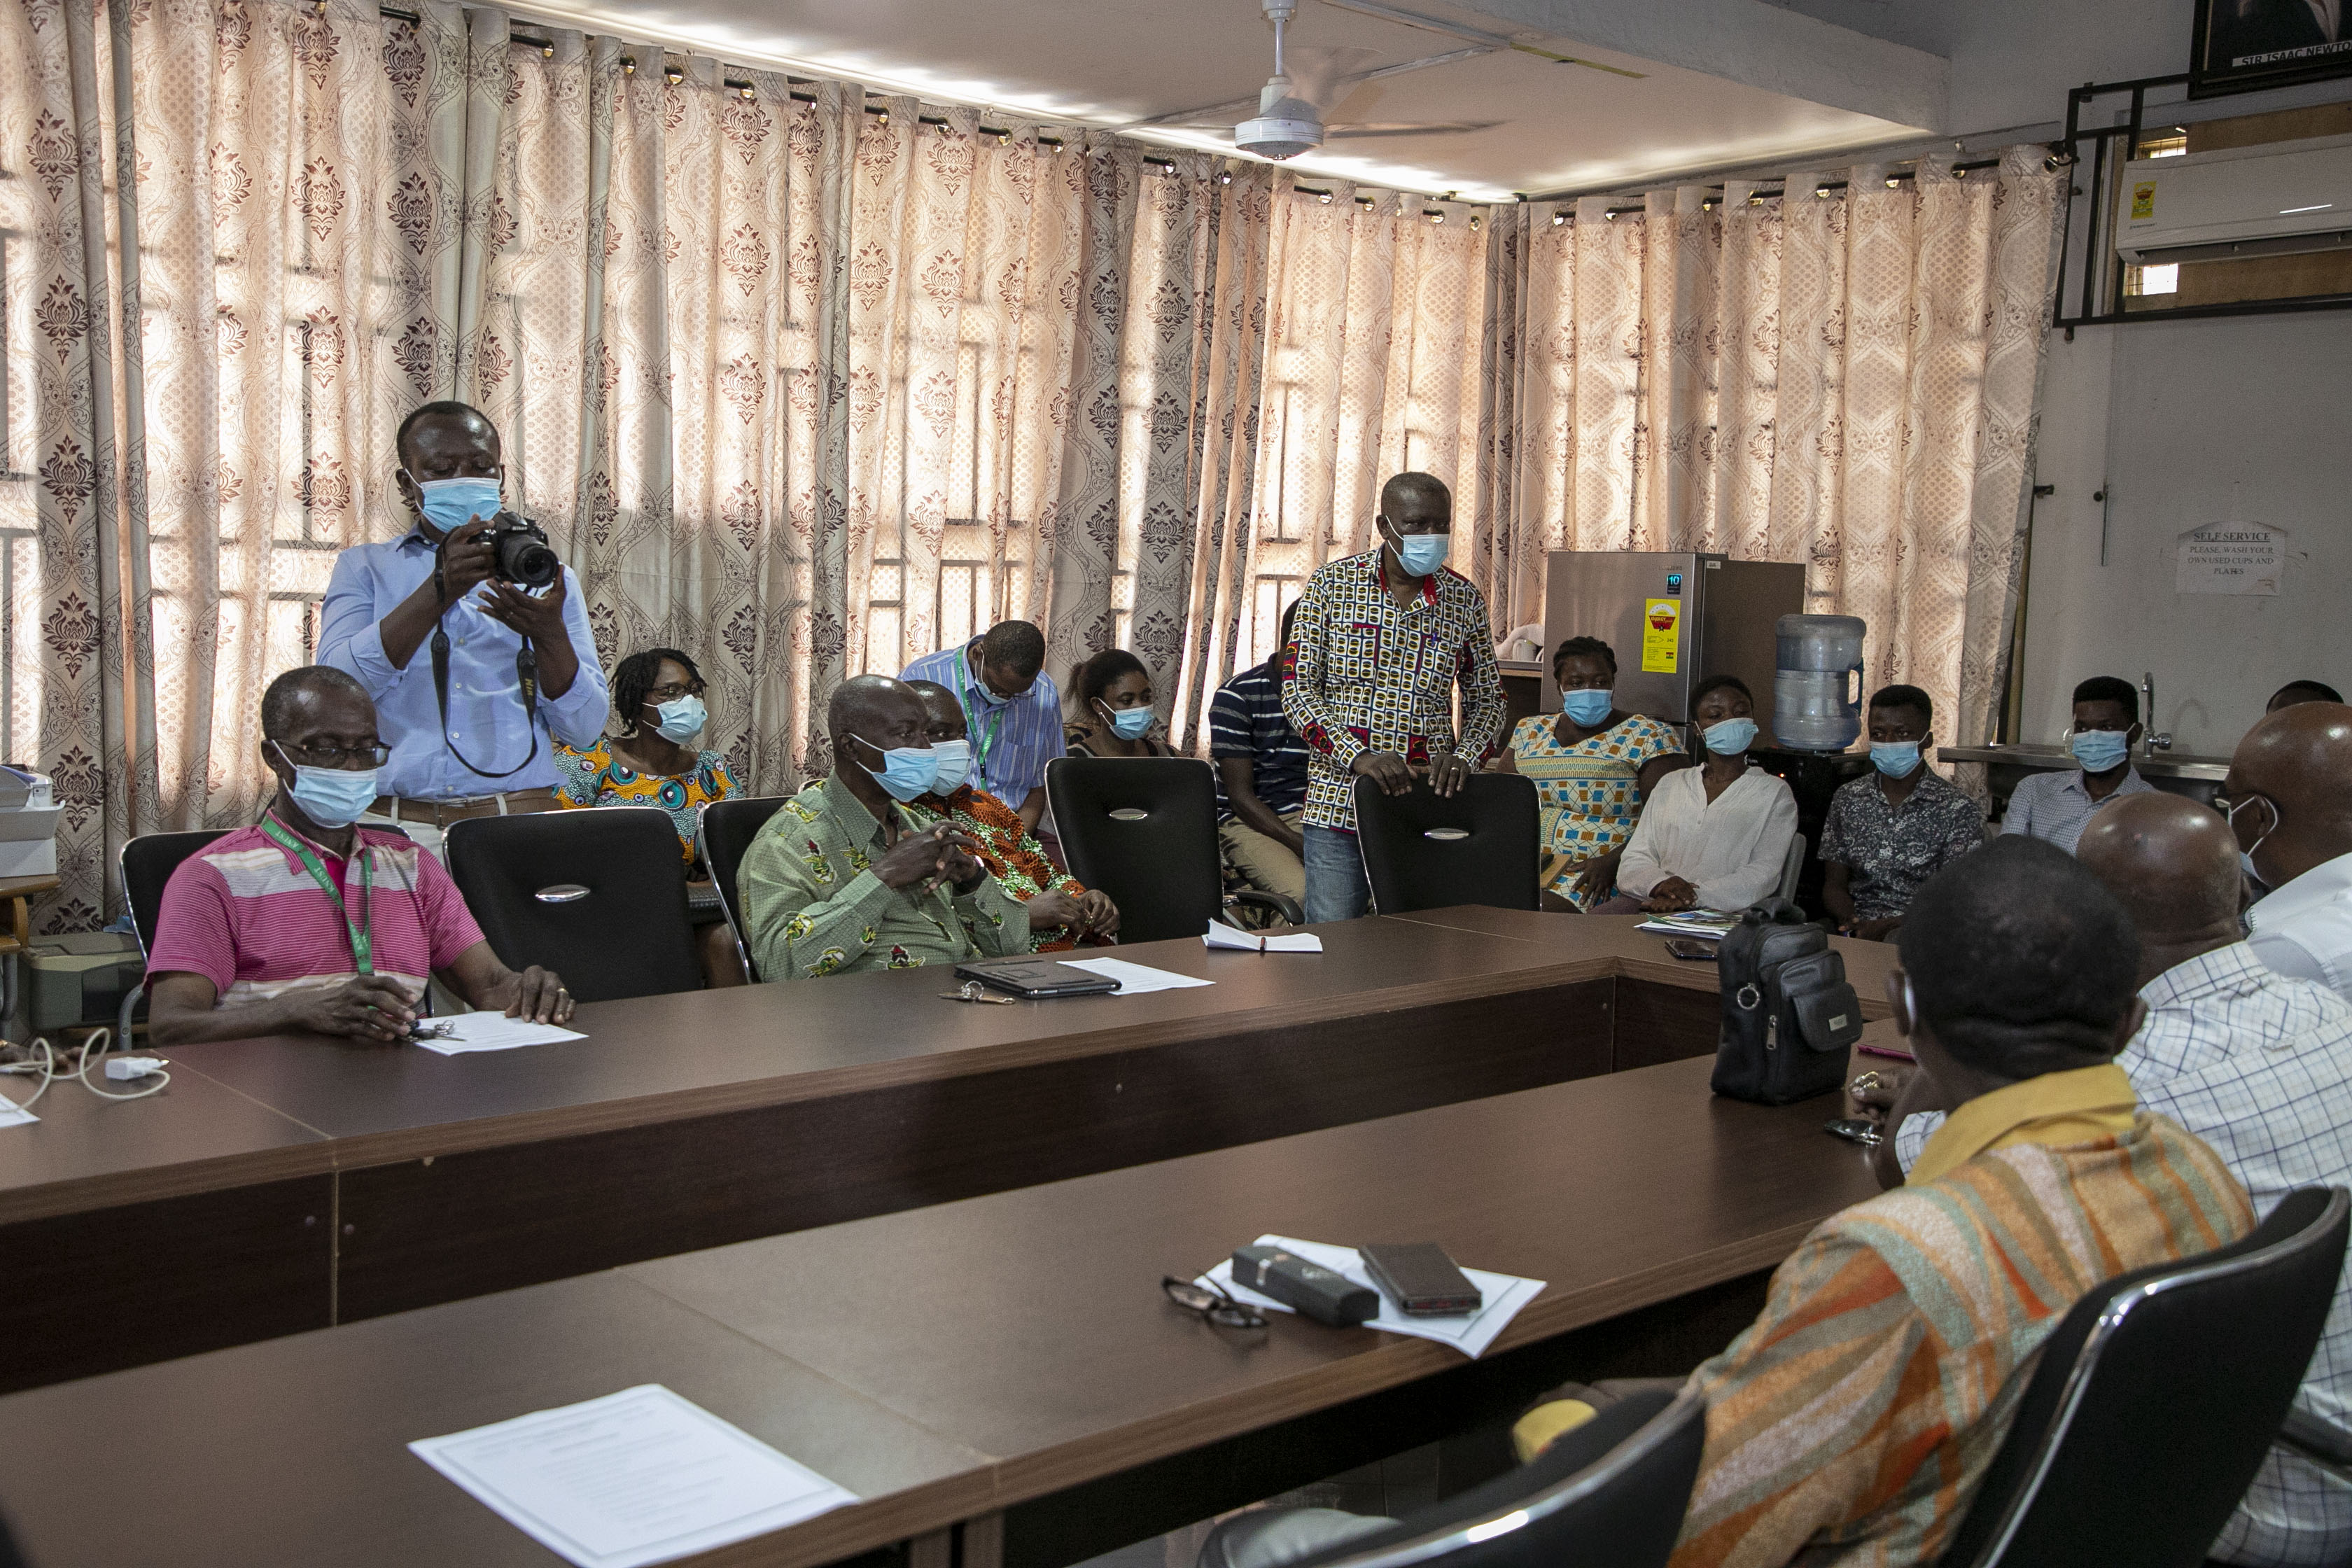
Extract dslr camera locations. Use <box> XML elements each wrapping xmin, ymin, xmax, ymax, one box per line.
<box><xmin>482</xmin><ymin>510</ymin><xmax>561</xmax><ymax>589</ymax></box>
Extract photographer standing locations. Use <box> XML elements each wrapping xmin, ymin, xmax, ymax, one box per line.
<box><xmin>318</xmin><ymin>401</ymin><xmax>608</xmax><ymax>855</ymax></box>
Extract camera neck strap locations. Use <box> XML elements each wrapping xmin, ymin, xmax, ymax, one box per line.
<box><xmin>426</xmin><ymin>531</ymin><xmax>542</xmax><ymax>783</ymax></box>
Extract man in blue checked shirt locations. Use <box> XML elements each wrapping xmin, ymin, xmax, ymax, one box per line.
<box><xmin>318</xmin><ymin>401</ymin><xmax>609</xmax><ymax>855</ymax></box>
<box><xmin>1867</xmin><ymin>792</ymin><xmax>2352</xmax><ymax>1568</ymax></box>
<box><xmin>902</xmin><ymin>621</ymin><xmax>1060</xmax><ymax>832</ymax></box>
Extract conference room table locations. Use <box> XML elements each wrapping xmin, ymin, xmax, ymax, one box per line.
<box><xmin>0</xmin><ymin>1050</ymin><xmax>1886</xmax><ymax>1568</ymax></box>
<box><xmin>0</xmin><ymin>909</ymin><xmax>1898</xmax><ymax>1392</ymax></box>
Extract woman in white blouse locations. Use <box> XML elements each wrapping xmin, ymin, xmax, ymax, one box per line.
<box><xmin>1593</xmin><ymin>675</ymin><xmax>1798</xmax><ymax>914</ymax></box>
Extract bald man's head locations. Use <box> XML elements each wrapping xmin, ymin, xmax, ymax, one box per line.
<box><xmin>1378</xmin><ymin>472</ymin><xmax>1451</xmax><ymax>531</ymax></box>
<box><xmin>2227</xmin><ymin>701</ymin><xmax>2352</xmax><ymax>888</ymax></box>
<box><xmin>2077</xmin><ymin>794</ymin><xmax>2244</xmax><ymax>978</ymax></box>
<box><xmin>827</xmin><ymin>675</ymin><xmax>927</xmax><ymax>767</ymax></box>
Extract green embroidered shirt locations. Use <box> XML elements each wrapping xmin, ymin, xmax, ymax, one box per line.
<box><xmin>740</xmin><ymin>774</ymin><xmax>1032</xmax><ymax>981</ymax></box>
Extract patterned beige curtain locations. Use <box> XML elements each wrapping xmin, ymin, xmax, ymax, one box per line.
<box><xmin>1485</xmin><ymin>150</ymin><xmax>2064</xmax><ymax>755</ymax></box>
<box><xmin>1169</xmin><ymin>174</ymin><xmax>1488</xmax><ymax>744</ymax></box>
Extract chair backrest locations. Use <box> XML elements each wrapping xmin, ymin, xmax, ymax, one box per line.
<box><xmin>1282</xmin><ymin>1387</ymin><xmax>1707</xmax><ymax>1568</ymax></box>
<box><xmin>120</xmin><ymin>830</ymin><xmax>232</xmax><ymax>959</ymax></box>
<box><xmin>442</xmin><ymin>808</ymin><xmax>701</xmax><ymax>1004</ymax></box>
<box><xmin>1352</xmin><ymin>773</ymin><xmax>1539</xmax><ymax>915</ymax></box>
<box><xmin>1046</xmin><ymin>756</ymin><xmax>1222</xmax><ymax>944</ymax></box>
<box><xmin>1774</xmin><ymin>831</ymin><xmax>1806</xmax><ymax>904</ymax></box>
<box><xmin>695</xmin><ymin>794</ymin><xmax>788</xmax><ymax>981</ymax></box>
<box><xmin>1939</xmin><ymin>1184</ymin><xmax>2351</xmax><ymax>1568</ymax></box>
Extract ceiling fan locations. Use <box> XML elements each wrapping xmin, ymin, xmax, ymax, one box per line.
<box><xmin>1138</xmin><ymin>0</ymin><xmax>1646</xmax><ymax>162</ymax></box>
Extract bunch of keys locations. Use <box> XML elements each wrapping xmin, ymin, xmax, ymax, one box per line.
<box><xmin>939</xmin><ymin>979</ymin><xmax>1017</xmax><ymax>1005</ymax></box>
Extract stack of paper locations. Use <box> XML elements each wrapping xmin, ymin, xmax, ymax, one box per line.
<box><xmin>1203</xmin><ymin>921</ymin><xmax>1323</xmax><ymax>953</ymax></box>
<box><xmin>412</xmin><ymin>1010</ymin><xmax>587</xmax><ymax>1056</ymax></box>
<box><xmin>1197</xmin><ymin>1235</ymin><xmax>1544</xmax><ymax>1360</ymax></box>
<box><xmin>1060</xmin><ymin>957</ymin><xmax>1216</xmax><ymax>995</ymax></box>
<box><xmin>0</xmin><ymin>1095</ymin><xmax>36</xmax><ymax>1128</ymax></box>
<box><xmin>412</xmin><ymin>1384</ymin><xmax>857</xmax><ymax>1568</ymax></box>
<box><xmin>1633</xmin><ymin>908</ymin><xmax>1741</xmax><ymax>941</ymax></box>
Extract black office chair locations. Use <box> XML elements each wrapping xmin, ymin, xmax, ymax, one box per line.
<box><xmin>1352</xmin><ymin>773</ymin><xmax>1539</xmax><ymax>915</ymax></box>
<box><xmin>116</xmin><ymin>829</ymin><xmax>231</xmax><ymax>1037</ymax></box>
<box><xmin>442</xmin><ymin>808</ymin><xmax>701</xmax><ymax>1003</ymax></box>
<box><xmin>1047</xmin><ymin>757</ymin><xmax>1299</xmax><ymax>944</ymax></box>
<box><xmin>1936</xmin><ymin>1185</ymin><xmax>2351</xmax><ymax>1568</ymax></box>
<box><xmin>1199</xmin><ymin>1386</ymin><xmax>1707</xmax><ymax>1568</ymax></box>
<box><xmin>694</xmin><ymin>794</ymin><xmax>788</xmax><ymax>981</ymax></box>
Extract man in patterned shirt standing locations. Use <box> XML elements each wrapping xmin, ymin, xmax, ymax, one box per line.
<box><xmin>1877</xmin><ymin>792</ymin><xmax>2352</xmax><ymax>1567</ymax></box>
<box><xmin>1280</xmin><ymin>473</ymin><xmax>1506</xmax><ymax>923</ymax></box>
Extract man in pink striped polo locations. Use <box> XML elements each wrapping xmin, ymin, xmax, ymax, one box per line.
<box><xmin>146</xmin><ymin>667</ymin><xmax>573</xmax><ymax>1044</ymax></box>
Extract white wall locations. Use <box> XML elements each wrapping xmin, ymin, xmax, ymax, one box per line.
<box><xmin>2019</xmin><ymin>312</ymin><xmax>2352</xmax><ymax>757</ymax></box>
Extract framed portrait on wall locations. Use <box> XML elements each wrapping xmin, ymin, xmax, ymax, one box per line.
<box><xmin>2192</xmin><ymin>0</ymin><xmax>2352</xmax><ymax>96</ymax></box>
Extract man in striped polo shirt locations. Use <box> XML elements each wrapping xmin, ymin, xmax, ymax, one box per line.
<box><xmin>146</xmin><ymin>667</ymin><xmax>573</xmax><ymax>1045</ymax></box>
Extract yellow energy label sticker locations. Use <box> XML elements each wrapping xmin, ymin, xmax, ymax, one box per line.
<box><xmin>1641</xmin><ymin>599</ymin><xmax>1680</xmax><ymax>674</ymax></box>
<box><xmin>2132</xmin><ymin>181</ymin><xmax>2156</xmax><ymax>220</ymax></box>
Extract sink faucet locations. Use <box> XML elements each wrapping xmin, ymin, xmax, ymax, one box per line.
<box><xmin>2141</xmin><ymin>671</ymin><xmax>2174</xmax><ymax>754</ymax></box>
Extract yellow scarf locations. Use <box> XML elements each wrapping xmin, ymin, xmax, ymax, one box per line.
<box><xmin>1909</xmin><ymin>1062</ymin><xmax>2138</xmax><ymax>1186</ymax></box>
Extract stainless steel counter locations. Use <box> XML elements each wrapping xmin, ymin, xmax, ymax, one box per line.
<box><xmin>1940</xmin><ymin>743</ymin><xmax>2227</xmax><ymax>812</ymax></box>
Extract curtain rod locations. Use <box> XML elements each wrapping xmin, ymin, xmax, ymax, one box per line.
<box><xmin>1548</xmin><ymin>155</ymin><xmax>2013</xmax><ymax>220</ymax></box>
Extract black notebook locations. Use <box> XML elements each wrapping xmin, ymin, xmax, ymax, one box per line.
<box><xmin>953</xmin><ymin>957</ymin><xmax>1121</xmax><ymax>997</ymax></box>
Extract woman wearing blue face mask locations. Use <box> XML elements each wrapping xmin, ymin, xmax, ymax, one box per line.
<box><xmin>1066</xmin><ymin>649</ymin><xmax>1174</xmax><ymax>760</ymax></box>
<box><xmin>1595</xmin><ymin>674</ymin><xmax>1798</xmax><ymax>916</ymax></box>
<box><xmin>1491</xmin><ymin>636</ymin><xmax>1686</xmax><ymax>911</ymax></box>
<box><xmin>554</xmin><ymin>648</ymin><xmax>745</xmax><ymax>983</ymax></box>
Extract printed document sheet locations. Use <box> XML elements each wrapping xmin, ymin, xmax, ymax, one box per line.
<box><xmin>1060</xmin><ymin>957</ymin><xmax>1214</xmax><ymax>995</ymax></box>
<box><xmin>0</xmin><ymin>1094</ymin><xmax>34</xmax><ymax>1128</ymax></box>
<box><xmin>1200</xmin><ymin>1235</ymin><xmax>1544</xmax><ymax>1360</ymax></box>
<box><xmin>412</xmin><ymin>1010</ymin><xmax>587</xmax><ymax>1055</ymax></box>
<box><xmin>411</xmin><ymin>1384</ymin><xmax>856</xmax><ymax>1568</ymax></box>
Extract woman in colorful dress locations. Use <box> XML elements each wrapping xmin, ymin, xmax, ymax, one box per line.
<box><xmin>1490</xmin><ymin>636</ymin><xmax>1688</xmax><ymax>910</ymax></box>
<box><xmin>554</xmin><ymin>647</ymin><xmax>746</xmax><ymax>983</ymax></box>
<box><xmin>905</xmin><ymin>680</ymin><xmax>1119</xmax><ymax>953</ymax></box>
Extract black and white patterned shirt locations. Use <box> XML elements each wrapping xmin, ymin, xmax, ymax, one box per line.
<box><xmin>1819</xmin><ymin>769</ymin><xmax>1987</xmax><ymax>920</ymax></box>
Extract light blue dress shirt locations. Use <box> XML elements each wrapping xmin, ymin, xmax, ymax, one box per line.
<box><xmin>900</xmin><ymin>643</ymin><xmax>1063</xmax><ymax>808</ymax></box>
<box><xmin>318</xmin><ymin>532</ymin><xmax>610</xmax><ymax>801</ymax></box>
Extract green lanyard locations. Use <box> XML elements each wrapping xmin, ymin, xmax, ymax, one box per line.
<box><xmin>962</xmin><ymin>688</ymin><xmax>1007</xmax><ymax>781</ymax></box>
<box><xmin>263</xmin><ymin>816</ymin><xmax>374</xmax><ymax>977</ymax></box>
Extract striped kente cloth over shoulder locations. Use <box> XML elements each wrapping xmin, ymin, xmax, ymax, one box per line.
<box><xmin>1670</xmin><ymin>1113</ymin><xmax>2255</xmax><ymax>1568</ymax></box>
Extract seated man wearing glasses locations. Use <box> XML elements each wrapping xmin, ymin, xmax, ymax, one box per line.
<box><xmin>146</xmin><ymin>666</ymin><xmax>573</xmax><ymax>1045</ymax></box>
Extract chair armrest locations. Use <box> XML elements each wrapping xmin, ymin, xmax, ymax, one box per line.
<box><xmin>1229</xmin><ymin>888</ymin><xmax>1306</xmax><ymax>926</ymax></box>
<box><xmin>2280</xmin><ymin>1406</ymin><xmax>2352</xmax><ymax>1480</ymax></box>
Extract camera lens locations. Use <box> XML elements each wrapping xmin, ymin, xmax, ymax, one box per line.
<box><xmin>489</xmin><ymin>517</ymin><xmax>561</xmax><ymax>588</ymax></box>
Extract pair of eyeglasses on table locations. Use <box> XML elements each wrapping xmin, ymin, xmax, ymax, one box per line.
<box><xmin>1161</xmin><ymin>1275</ymin><xmax>1269</xmax><ymax>1330</ymax></box>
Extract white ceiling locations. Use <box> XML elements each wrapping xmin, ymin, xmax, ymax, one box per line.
<box><xmin>512</xmin><ymin>0</ymin><xmax>1941</xmax><ymax>199</ymax></box>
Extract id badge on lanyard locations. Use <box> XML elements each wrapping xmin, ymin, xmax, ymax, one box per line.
<box><xmin>262</xmin><ymin>817</ymin><xmax>374</xmax><ymax>976</ymax></box>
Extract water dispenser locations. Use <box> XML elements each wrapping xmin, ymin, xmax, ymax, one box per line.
<box><xmin>1773</xmin><ymin>614</ymin><xmax>1865</xmax><ymax>751</ymax></box>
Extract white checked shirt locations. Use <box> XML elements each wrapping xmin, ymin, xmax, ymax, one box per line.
<box><xmin>1896</xmin><ymin>942</ymin><xmax>2352</xmax><ymax>1566</ymax></box>
<box><xmin>1998</xmin><ymin>764</ymin><xmax>2156</xmax><ymax>854</ymax></box>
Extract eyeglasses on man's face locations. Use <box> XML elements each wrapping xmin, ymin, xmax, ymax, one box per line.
<box><xmin>277</xmin><ymin>741</ymin><xmax>392</xmax><ymax>769</ymax></box>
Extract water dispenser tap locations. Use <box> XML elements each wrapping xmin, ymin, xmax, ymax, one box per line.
<box><xmin>2140</xmin><ymin>672</ymin><xmax>2174</xmax><ymax>754</ymax></box>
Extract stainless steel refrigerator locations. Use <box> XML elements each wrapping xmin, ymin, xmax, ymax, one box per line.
<box><xmin>1540</xmin><ymin>552</ymin><xmax>1806</xmax><ymax>732</ymax></box>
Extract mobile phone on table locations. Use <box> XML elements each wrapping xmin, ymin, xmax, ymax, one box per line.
<box><xmin>1662</xmin><ymin>938</ymin><xmax>1717</xmax><ymax>961</ymax></box>
<box><xmin>1824</xmin><ymin>1118</ymin><xmax>1884</xmax><ymax>1147</ymax></box>
<box><xmin>1360</xmin><ymin>1242</ymin><xmax>1483</xmax><ymax>1316</ymax></box>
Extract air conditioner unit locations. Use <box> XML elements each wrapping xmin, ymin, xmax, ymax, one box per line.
<box><xmin>2120</xmin><ymin>132</ymin><xmax>2352</xmax><ymax>264</ymax></box>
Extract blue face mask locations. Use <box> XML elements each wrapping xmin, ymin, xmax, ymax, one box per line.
<box><xmin>412</xmin><ymin>475</ymin><xmax>503</xmax><ymax>536</ymax></box>
<box><xmin>652</xmin><ymin>694</ymin><xmax>706</xmax><ymax>743</ymax></box>
<box><xmin>1870</xmin><ymin>740</ymin><xmax>1923</xmax><ymax>778</ymax></box>
<box><xmin>276</xmin><ymin>744</ymin><xmax>380</xmax><ymax>830</ymax></box>
<box><xmin>851</xmin><ymin>735</ymin><xmax>940</xmax><ymax>802</ymax></box>
<box><xmin>2068</xmin><ymin>727</ymin><xmax>2132</xmax><ymax>774</ymax></box>
<box><xmin>1702</xmin><ymin>717</ymin><xmax>1758</xmax><ymax>755</ymax></box>
<box><xmin>1561</xmin><ymin>688</ymin><xmax>1614</xmax><ymax>727</ymax></box>
<box><xmin>1387</xmin><ymin>526</ymin><xmax>1449</xmax><ymax>578</ymax></box>
<box><xmin>1103</xmin><ymin>704</ymin><xmax>1155</xmax><ymax>740</ymax></box>
<box><xmin>2228</xmin><ymin>796</ymin><xmax>2278</xmax><ymax>894</ymax></box>
<box><xmin>931</xmin><ymin>738</ymin><xmax>973</xmax><ymax>793</ymax></box>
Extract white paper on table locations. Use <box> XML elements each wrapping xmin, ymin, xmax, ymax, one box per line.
<box><xmin>1060</xmin><ymin>956</ymin><xmax>1215</xmax><ymax>995</ymax></box>
<box><xmin>1198</xmin><ymin>1235</ymin><xmax>1544</xmax><ymax>1360</ymax></box>
<box><xmin>412</xmin><ymin>1009</ymin><xmax>587</xmax><ymax>1056</ymax></box>
<box><xmin>410</xmin><ymin>1384</ymin><xmax>857</xmax><ymax>1568</ymax></box>
<box><xmin>0</xmin><ymin>1094</ymin><xmax>36</xmax><ymax>1128</ymax></box>
<box><xmin>1203</xmin><ymin>921</ymin><xmax>1324</xmax><ymax>953</ymax></box>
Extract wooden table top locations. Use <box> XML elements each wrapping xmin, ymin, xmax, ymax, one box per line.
<box><xmin>0</xmin><ymin>1054</ymin><xmax>1883</xmax><ymax>1568</ymax></box>
<box><xmin>0</xmin><ymin>874</ymin><xmax>61</xmax><ymax>900</ymax></box>
<box><xmin>0</xmin><ymin>911</ymin><xmax>1898</xmax><ymax>1227</ymax></box>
